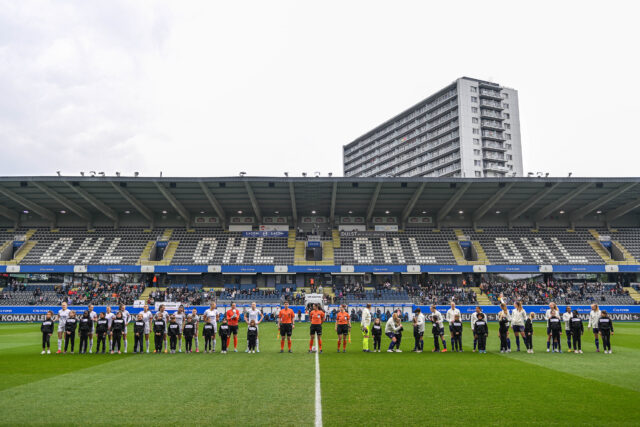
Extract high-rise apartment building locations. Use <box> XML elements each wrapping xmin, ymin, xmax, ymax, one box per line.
<box><xmin>343</xmin><ymin>77</ymin><xmax>523</xmax><ymax>178</ymax></box>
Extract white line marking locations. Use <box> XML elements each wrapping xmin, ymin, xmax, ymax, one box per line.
<box><xmin>315</xmin><ymin>334</ymin><xmax>323</xmax><ymax>427</ymax></box>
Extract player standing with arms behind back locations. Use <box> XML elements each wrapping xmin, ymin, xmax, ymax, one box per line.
<box><xmin>278</xmin><ymin>301</ymin><xmax>295</xmax><ymax>353</ymax></box>
<box><xmin>588</xmin><ymin>304</ymin><xmax>602</xmax><ymax>352</ymax></box>
<box><xmin>446</xmin><ymin>302</ymin><xmax>461</xmax><ymax>350</ymax></box>
<box><xmin>191</xmin><ymin>308</ymin><xmax>200</xmax><ymax>352</ymax></box>
<box><xmin>225</xmin><ymin>302</ymin><xmax>241</xmax><ymax>353</ymax></box>
<box><xmin>598</xmin><ymin>310</ymin><xmax>614</xmax><ymax>354</ymax></box>
<box><xmin>204</xmin><ymin>303</ymin><xmax>219</xmax><ymax>352</ymax></box>
<box><xmin>56</xmin><ymin>301</ymin><xmax>70</xmax><ymax>354</ymax></box>
<box><xmin>308</xmin><ymin>303</ymin><xmax>325</xmax><ymax>353</ymax></box>
<box><xmin>118</xmin><ymin>304</ymin><xmax>131</xmax><ymax>353</ymax></box>
<box><xmin>140</xmin><ymin>304</ymin><xmax>153</xmax><ymax>353</ymax></box>
<box><xmin>40</xmin><ymin>311</ymin><xmax>54</xmax><ymax>354</ymax></box>
<box><xmin>244</xmin><ymin>302</ymin><xmax>264</xmax><ymax>352</ymax></box>
<box><xmin>335</xmin><ymin>305</ymin><xmax>351</xmax><ymax>353</ymax></box>
<box><xmin>361</xmin><ymin>303</ymin><xmax>372</xmax><ymax>352</ymax></box>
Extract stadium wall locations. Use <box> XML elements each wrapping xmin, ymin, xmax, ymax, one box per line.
<box><xmin>2</xmin><ymin>305</ymin><xmax>639</xmax><ymax>322</ymax></box>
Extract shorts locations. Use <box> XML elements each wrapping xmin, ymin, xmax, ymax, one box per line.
<box><xmin>565</xmin><ymin>329</ymin><xmax>572</xmax><ymax>336</ymax></box>
<box><xmin>229</xmin><ymin>325</ymin><xmax>239</xmax><ymax>334</ymax></box>
<box><xmin>280</xmin><ymin>323</ymin><xmax>293</xmax><ymax>337</ymax></box>
<box><xmin>337</xmin><ymin>324</ymin><xmax>349</xmax><ymax>336</ymax></box>
<box><xmin>310</xmin><ymin>324</ymin><xmax>323</xmax><ymax>336</ymax></box>
<box><xmin>386</xmin><ymin>332</ymin><xmax>396</xmax><ymax>340</ymax></box>
<box><xmin>144</xmin><ymin>325</ymin><xmax>151</xmax><ymax>335</ymax></box>
<box><xmin>546</xmin><ymin>326</ymin><xmax>551</xmax><ymax>335</ymax></box>
<box><xmin>58</xmin><ymin>324</ymin><xmax>65</xmax><ymax>333</ymax></box>
<box><xmin>414</xmin><ymin>330</ymin><xmax>424</xmax><ymax>337</ymax></box>
<box><xmin>512</xmin><ymin>325</ymin><xmax>524</xmax><ymax>333</ymax></box>
<box><xmin>592</xmin><ymin>328</ymin><xmax>599</xmax><ymax>334</ymax></box>
<box><xmin>439</xmin><ymin>328</ymin><xmax>445</xmax><ymax>336</ymax></box>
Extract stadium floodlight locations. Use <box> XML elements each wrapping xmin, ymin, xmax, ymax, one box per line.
<box><xmin>348</xmin><ymin>210</ymin><xmax>353</xmax><ymax>214</ymax></box>
<box><xmin>60</xmin><ymin>210</ymin><xmax>66</xmax><ymax>214</ymax></box>
<box><xmin>23</xmin><ymin>210</ymin><xmax>29</xmax><ymax>214</ymax></box>
<box><xmin>200</xmin><ymin>211</ymin><xmax>205</xmax><ymax>214</ymax></box>
<box><xmin>596</xmin><ymin>210</ymin><xmax>602</xmax><ymax>214</ymax></box>
<box><xmin>421</xmin><ymin>210</ymin><xmax>427</xmax><ymax>214</ymax></box>
<box><xmin>496</xmin><ymin>210</ymin><xmax>501</xmax><ymax>214</ymax></box>
<box><xmin>124</xmin><ymin>210</ymin><xmax>130</xmax><ymax>214</ymax></box>
<box><xmin>237</xmin><ymin>210</ymin><xmax>243</xmax><ymax>214</ymax></box>
<box><xmin>239</xmin><ymin>171</ymin><xmax>246</xmax><ymax>177</ymax></box>
<box><xmin>385</xmin><ymin>210</ymin><xmax>390</xmax><ymax>214</ymax></box>
<box><xmin>311</xmin><ymin>210</ymin><xmax>317</xmax><ymax>214</ymax></box>
<box><xmin>274</xmin><ymin>211</ymin><xmax>279</xmax><ymax>214</ymax></box>
<box><xmin>56</xmin><ymin>171</ymin><xmax>61</xmax><ymax>176</ymax></box>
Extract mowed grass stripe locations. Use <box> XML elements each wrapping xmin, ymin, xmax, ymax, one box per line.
<box><xmin>0</xmin><ymin>323</ymin><xmax>315</xmax><ymax>426</ymax></box>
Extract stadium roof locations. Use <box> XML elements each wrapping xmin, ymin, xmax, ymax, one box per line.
<box><xmin>1</xmin><ymin>176</ymin><xmax>640</xmax><ymax>226</ymax></box>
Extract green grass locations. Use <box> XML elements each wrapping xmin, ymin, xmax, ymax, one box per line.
<box><xmin>1</xmin><ymin>322</ymin><xmax>639</xmax><ymax>426</ymax></box>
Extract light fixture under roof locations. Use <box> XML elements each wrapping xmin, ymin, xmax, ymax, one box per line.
<box><xmin>23</xmin><ymin>210</ymin><xmax>29</xmax><ymax>214</ymax></box>
<box><xmin>311</xmin><ymin>210</ymin><xmax>317</xmax><ymax>215</ymax></box>
<box><xmin>596</xmin><ymin>210</ymin><xmax>602</xmax><ymax>214</ymax></box>
<box><xmin>162</xmin><ymin>210</ymin><xmax>167</xmax><ymax>214</ymax></box>
<box><xmin>348</xmin><ymin>210</ymin><xmax>353</xmax><ymax>214</ymax></box>
<box><xmin>421</xmin><ymin>211</ymin><xmax>426</xmax><ymax>214</ymax></box>
<box><xmin>274</xmin><ymin>211</ymin><xmax>279</xmax><ymax>214</ymax></box>
<box><xmin>559</xmin><ymin>210</ymin><xmax>565</xmax><ymax>214</ymax></box>
<box><xmin>458</xmin><ymin>210</ymin><xmax>464</xmax><ymax>214</ymax></box>
<box><xmin>495</xmin><ymin>210</ymin><xmax>501</xmax><ymax>214</ymax></box>
<box><xmin>60</xmin><ymin>210</ymin><xmax>66</xmax><ymax>214</ymax></box>
<box><xmin>200</xmin><ymin>211</ymin><xmax>205</xmax><ymax>214</ymax></box>
<box><xmin>124</xmin><ymin>210</ymin><xmax>130</xmax><ymax>214</ymax></box>
<box><xmin>237</xmin><ymin>210</ymin><xmax>243</xmax><ymax>214</ymax></box>
<box><xmin>385</xmin><ymin>210</ymin><xmax>390</xmax><ymax>214</ymax></box>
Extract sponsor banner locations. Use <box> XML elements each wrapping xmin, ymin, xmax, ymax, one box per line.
<box><xmin>421</xmin><ymin>265</ymin><xmax>474</xmax><ymax>273</ymax></box>
<box><xmin>338</xmin><ymin>225</ymin><xmax>366</xmax><ymax>232</ymax></box>
<box><xmin>339</xmin><ymin>231</ymin><xmax>387</xmax><ymax>238</ymax></box>
<box><xmin>259</xmin><ymin>224</ymin><xmax>288</xmax><ymax>231</ymax></box>
<box><xmin>87</xmin><ymin>265</ymin><xmax>141</xmax><ymax>273</ymax></box>
<box><xmin>222</xmin><ymin>265</ymin><xmax>275</xmax><ymax>273</ymax></box>
<box><xmin>374</xmin><ymin>225</ymin><xmax>398</xmax><ymax>232</ymax></box>
<box><xmin>133</xmin><ymin>300</ymin><xmax>146</xmax><ymax>308</ymax></box>
<box><xmin>241</xmin><ymin>231</ymin><xmax>288</xmax><ymax>237</ymax></box>
<box><xmin>154</xmin><ymin>265</ymin><xmax>207</xmax><ymax>274</ymax></box>
<box><xmin>306</xmin><ymin>241</ymin><xmax>322</xmax><ymax>248</ymax></box>
<box><xmin>355</xmin><ymin>265</ymin><xmax>405</xmax><ymax>273</ymax></box>
<box><xmin>154</xmin><ymin>302</ymin><xmax>181</xmax><ymax>311</ymax></box>
<box><xmin>288</xmin><ymin>265</ymin><xmax>340</xmax><ymax>273</ymax></box>
<box><xmin>552</xmin><ymin>265</ymin><xmax>606</xmax><ymax>273</ymax></box>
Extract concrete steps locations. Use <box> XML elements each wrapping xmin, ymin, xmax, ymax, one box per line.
<box><xmin>625</xmin><ymin>287</ymin><xmax>640</xmax><ymax>303</ymax></box>
<box><xmin>471</xmin><ymin>287</ymin><xmax>491</xmax><ymax>304</ymax></box>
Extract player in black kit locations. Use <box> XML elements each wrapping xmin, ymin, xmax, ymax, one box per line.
<box><xmin>111</xmin><ymin>311</ymin><xmax>125</xmax><ymax>354</ymax></box>
<box><xmin>78</xmin><ymin>311</ymin><xmax>92</xmax><ymax>354</ymax></box>
<box><xmin>474</xmin><ymin>313</ymin><xmax>488</xmax><ymax>353</ymax></box>
<box><xmin>183</xmin><ymin>314</ymin><xmax>196</xmax><ymax>353</ymax></box>
<box><xmin>598</xmin><ymin>311</ymin><xmax>614</xmax><ymax>353</ymax></box>
<box><xmin>247</xmin><ymin>320</ymin><xmax>258</xmax><ymax>353</ymax></box>
<box><xmin>133</xmin><ymin>313</ymin><xmax>145</xmax><ymax>353</ymax></box>
<box><xmin>570</xmin><ymin>310</ymin><xmax>584</xmax><ymax>353</ymax></box>
<box><xmin>168</xmin><ymin>315</ymin><xmax>180</xmax><ymax>354</ymax></box>
<box><xmin>451</xmin><ymin>314</ymin><xmax>463</xmax><ymax>352</ymax></box>
<box><xmin>40</xmin><ymin>310</ymin><xmax>54</xmax><ymax>354</ymax></box>
<box><xmin>95</xmin><ymin>312</ymin><xmax>109</xmax><ymax>354</ymax></box>
<box><xmin>371</xmin><ymin>318</ymin><xmax>382</xmax><ymax>352</ymax></box>
<box><xmin>153</xmin><ymin>313</ymin><xmax>166</xmax><ymax>353</ymax></box>
<box><xmin>64</xmin><ymin>311</ymin><xmax>78</xmax><ymax>354</ymax></box>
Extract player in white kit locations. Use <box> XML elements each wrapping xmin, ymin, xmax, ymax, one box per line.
<box><xmin>191</xmin><ymin>308</ymin><xmax>200</xmax><ymax>352</ymax></box>
<box><xmin>88</xmin><ymin>304</ymin><xmax>98</xmax><ymax>353</ymax></box>
<box><xmin>174</xmin><ymin>305</ymin><xmax>187</xmax><ymax>353</ymax></box>
<box><xmin>203</xmin><ymin>303</ymin><xmax>219</xmax><ymax>352</ymax></box>
<box><xmin>104</xmin><ymin>306</ymin><xmax>116</xmax><ymax>351</ymax></box>
<box><xmin>118</xmin><ymin>304</ymin><xmax>131</xmax><ymax>353</ymax></box>
<box><xmin>139</xmin><ymin>304</ymin><xmax>154</xmax><ymax>353</ymax></box>
<box><xmin>244</xmin><ymin>302</ymin><xmax>264</xmax><ymax>352</ymax></box>
<box><xmin>56</xmin><ymin>302</ymin><xmax>70</xmax><ymax>354</ymax></box>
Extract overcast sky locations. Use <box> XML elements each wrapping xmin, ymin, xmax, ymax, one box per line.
<box><xmin>1</xmin><ymin>0</ymin><xmax>638</xmax><ymax>178</ymax></box>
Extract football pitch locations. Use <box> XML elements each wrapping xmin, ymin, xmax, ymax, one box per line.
<box><xmin>1</xmin><ymin>322</ymin><xmax>639</xmax><ymax>426</ymax></box>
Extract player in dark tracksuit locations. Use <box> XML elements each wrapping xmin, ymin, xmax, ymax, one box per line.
<box><xmin>451</xmin><ymin>315</ymin><xmax>463</xmax><ymax>352</ymax></box>
<box><xmin>549</xmin><ymin>314</ymin><xmax>562</xmax><ymax>353</ymax></box>
<box><xmin>153</xmin><ymin>314</ymin><xmax>166</xmax><ymax>353</ymax></box>
<box><xmin>247</xmin><ymin>320</ymin><xmax>258</xmax><ymax>353</ymax></box>
<box><xmin>524</xmin><ymin>313</ymin><xmax>534</xmax><ymax>353</ymax></box>
<box><xmin>570</xmin><ymin>310</ymin><xmax>584</xmax><ymax>353</ymax></box>
<box><xmin>133</xmin><ymin>314</ymin><xmax>145</xmax><ymax>353</ymax></box>
<box><xmin>203</xmin><ymin>322</ymin><xmax>214</xmax><ymax>353</ymax></box>
<box><xmin>64</xmin><ymin>311</ymin><xmax>78</xmax><ymax>353</ymax></box>
<box><xmin>111</xmin><ymin>312</ymin><xmax>125</xmax><ymax>354</ymax></box>
<box><xmin>168</xmin><ymin>316</ymin><xmax>180</xmax><ymax>354</ymax></box>
<box><xmin>431</xmin><ymin>320</ymin><xmax>441</xmax><ymax>352</ymax></box>
<box><xmin>371</xmin><ymin>318</ymin><xmax>382</xmax><ymax>352</ymax></box>
<box><xmin>219</xmin><ymin>318</ymin><xmax>230</xmax><ymax>354</ymax></box>
<box><xmin>598</xmin><ymin>311</ymin><xmax>614</xmax><ymax>353</ymax></box>
<box><xmin>183</xmin><ymin>315</ymin><xmax>196</xmax><ymax>353</ymax></box>
<box><xmin>498</xmin><ymin>316</ymin><xmax>509</xmax><ymax>353</ymax></box>
<box><xmin>40</xmin><ymin>311</ymin><xmax>54</xmax><ymax>354</ymax></box>
<box><xmin>78</xmin><ymin>311</ymin><xmax>92</xmax><ymax>354</ymax></box>
<box><xmin>474</xmin><ymin>314</ymin><xmax>488</xmax><ymax>353</ymax></box>
<box><xmin>96</xmin><ymin>313</ymin><xmax>109</xmax><ymax>353</ymax></box>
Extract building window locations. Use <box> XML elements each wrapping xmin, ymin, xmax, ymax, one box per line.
<box><xmin>471</xmin><ymin>107</ymin><xmax>478</xmax><ymax>113</ymax></box>
<box><xmin>507</xmin><ymin>154</ymin><xmax>512</xmax><ymax>160</ymax></box>
<box><xmin>506</xmin><ymin>143</ymin><xmax>512</xmax><ymax>150</ymax></box>
<box><xmin>504</xmin><ymin>123</ymin><xmax>511</xmax><ymax>130</ymax></box>
<box><xmin>473</xmin><ymin>138</ymin><xmax>480</xmax><ymax>145</ymax></box>
<box><xmin>506</xmin><ymin>133</ymin><xmax>512</xmax><ymax>140</ymax></box>
<box><xmin>471</xmin><ymin>96</ymin><xmax>478</xmax><ymax>103</ymax></box>
<box><xmin>472</xmin><ymin>117</ymin><xmax>478</xmax><ymax>124</ymax></box>
<box><xmin>472</xmin><ymin>128</ymin><xmax>480</xmax><ymax>134</ymax></box>
<box><xmin>475</xmin><ymin>171</ymin><xmax>482</xmax><ymax>177</ymax></box>
<box><xmin>470</xmin><ymin>86</ymin><xmax>477</xmax><ymax>93</ymax></box>
<box><xmin>503</xmin><ymin>103</ymin><xmax>509</xmax><ymax>109</ymax></box>
<box><xmin>504</xmin><ymin>113</ymin><xmax>510</xmax><ymax>119</ymax></box>
<box><xmin>508</xmin><ymin>164</ymin><xmax>514</xmax><ymax>170</ymax></box>
<box><xmin>502</xmin><ymin>93</ymin><xmax>509</xmax><ymax>99</ymax></box>
<box><xmin>474</xmin><ymin>160</ymin><xmax>482</xmax><ymax>166</ymax></box>
<box><xmin>473</xmin><ymin>150</ymin><xmax>481</xmax><ymax>156</ymax></box>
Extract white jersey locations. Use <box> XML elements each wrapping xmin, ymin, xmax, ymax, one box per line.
<box><xmin>191</xmin><ymin>313</ymin><xmax>200</xmax><ymax>327</ymax></box>
<box><xmin>140</xmin><ymin>310</ymin><xmax>153</xmax><ymax>327</ymax></box>
<box><xmin>246</xmin><ymin>309</ymin><xmax>261</xmax><ymax>323</ymax></box>
<box><xmin>57</xmin><ymin>308</ymin><xmax>70</xmax><ymax>330</ymax></box>
<box><xmin>511</xmin><ymin>308</ymin><xmax>527</xmax><ymax>326</ymax></box>
<box><xmin>89</xmin><ymin>310</ymin><xmax>98</xmax><ymax>331</ymax></box>
<box><xmin>470</xmin><ymin>312</ymin><xmax>484</xmax><ymax>331</ymax></box>
<box><xmin>562</xmin><ymin>312</ymin><xmax>573</xmax><ymax>330</ymax></box>
<box><xmin>174</xmin><ymin>311</ymin><xmax>186</xmax><ymax>328</ymax></box>
<box><xmin>120</xmin><ymin>310</ymin><xmax>131</xmax><ymax>326</ymax></box>
<box><xmin>204</xmin><ymin>309</ymin><xmax>219</xmax><ymax>326</ymax></box>
<box><xmin>104</xmin><ymin>312</ymin><xmax>115</xmax><ymax>328</ymax></box>
<box><xmin>414</xmin><ymin>313</ymin><xmax>425</xmax><ymax>333</ymax></box>
<box><xmin>385</xmin><ymin>318</ymin><xmax>402</xmax><ymax>334</ymax></box>
<box><xmin>498</xmin><ymin>310</ymin><xmax>511</xmax><ymax>326</ymax></box>
<box><xmin>430</xmin><ymin>311</ymin><xmax>444</xmax><ymax>329</ymax></box>
<box><xmin>545</xmin><ymin>308</ymin><xmax>558</xmax><ymax>325</ymax></box>
<box><xmin>588</xmin><ymin>309</ymin><xmax>601</xmax><ymax>329</ymax></box>
<box><xmin>361</xmin><ymin>308</ymin><xmax>372</xmax><ymax>328</ymax></box>
<box><xmin>446</xmin><ymin>308</ymin><xmax>461</xmax><ymax>324</ymax></box>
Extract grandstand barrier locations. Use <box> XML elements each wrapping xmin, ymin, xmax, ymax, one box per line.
<box><xmin>4</xmin><ymin>264</ymin><xmax>640</xmax><ymax>274</ymax></box>
<box><xmin>2</xmin><ymin>305</ymin><xmax>640</xmax><ymax>322</ymax></box>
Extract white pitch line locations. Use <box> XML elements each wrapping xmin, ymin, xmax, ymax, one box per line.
<box><xmin>315</xmin><ymin>334</ymin><xmax>323</xmax><ymax>427</ymax></box>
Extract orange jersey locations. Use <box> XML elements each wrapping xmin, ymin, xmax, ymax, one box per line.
<box><xmin>226</xmin><ymin>309</ymin><xmax>240</xmax><ymax>326</ymax></box>
<box><xmin>279</xmin><ymin>308</ymin><xmax>295</xmax><ymax>324</ymax></box>
<box><xmin>336</xmin><ymin>311</ymin><xmax>350</xmax><ymax>325</ymax></box>
<box><xmin>310</xmin><ymin>310</ymin><xmax>325</xmax><ymax>325</ymax></box>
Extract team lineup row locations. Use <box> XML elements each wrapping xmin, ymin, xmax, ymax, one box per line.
<box><xmin>38</xmin><ymin>301</ymin><xmax>616</xmax><ymax>355</ymax></box>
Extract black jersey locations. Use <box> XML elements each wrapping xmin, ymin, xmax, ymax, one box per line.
<box><xmin>112</xmin><ymin>318</ymin><xmax>125</xmax><ymax>332</ymax></box>
<box><xmin>96</xmin><ymin>318</ymin><xmax>109</xmax><ymax>334</ymax></box>
<box><xmin>474</xmin><ymin>320</ymin><xmax>488</xmax><ymax>336</ymax></box>
<box><xmin>598</xmin><ymin>317</ymin><xmax>614</xmax><ymax>332</ymax></box>
<box><xmin>499</xmin><ymin>317</ymin><xmax>509</xmax><ymax>333</ymax></box>
<box><xmin>548</xmin><ymin>317</ymin><xmax>562</xmax><ymax>332</ymax></box>
<box><xmin>247</xmin><ymin>326</ymin><xmax>258</xmax><ymax>339</ymax></box>
<box><xmin>203</xmin><ymin>323</ymin><xmax>214</xmax><ymax>336</ymax></box>
<box><xmin>65</xmin><ymin>318</ymin><xmax>77</xmax><ymax>333</ymax></box>
<box><xmin>168</xmin><ymin>322</ymin><xmax>180</xmax><ymax>336</ymax></box>
<box><xmin>371</xmin><ymin>324</ymin><xmax>382</xmax><ymax>337</ymax></box>
<box><xmin>79</xmin><ymin>317</ymin><xmax>92</xmax><ymax>333</ymax></box>
<box><xmin>183</xmin><ymin>322</ymin><xmax>195</xmax><ymax>337</ymax></box>
<box><xmin>41</xmin><ymin>319</ymin><xmax>54</xmax><ymax>334</ymax></box>
<box><xmin>153</xmin><ymin>320</ymin><xmax>165</xmax><ymax>334</ymax></box>
<box><xmin>134</xmin><ymin>320</ymin><xmax>145</xmax><ymax>334</ymax></box>
<box><xmin>570</xmin><ymin>317</ymin><xmax>584</xmax><ymax>334</ymax></box>
<box><xmin>524</xmin><ymin>318</ymin><xmax>533</xmax><ymax>334</ymax></box>
<box><xmin>219</xmin><ymin>324</ymin><xmax>230</xmax><ymax>337</ymax></box>
<box><xmin>451</xmin><ymin>321</ymin><xmax>463</xmax><ymax>335</ymax></box>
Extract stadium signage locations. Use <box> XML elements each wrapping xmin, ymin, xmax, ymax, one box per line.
<box><xmin>241</xmin><ymin>231</ymin><xmax>288</xmax><ymax>237</ymax></box>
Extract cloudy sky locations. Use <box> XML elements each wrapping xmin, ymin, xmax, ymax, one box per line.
<box><xmin>0</xmin><ymin>0</ymin><xmax>638</xmax><ymax>178</ymax></box>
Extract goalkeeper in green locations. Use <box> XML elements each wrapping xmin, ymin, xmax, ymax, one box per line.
<box><xmin>361</xmin><ymin>303</ymin><xmax>372</xmax><ymax>352</ymax></box>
